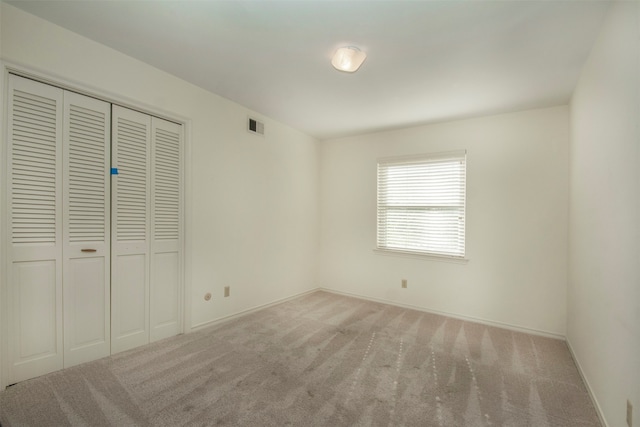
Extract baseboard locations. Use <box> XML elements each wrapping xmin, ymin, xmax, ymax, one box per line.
<box><xmin>319</xmin><ymin>287</ymin><xmax>566</xmax><ymax>340</ymax></box>
<box><xmin>189</xmin><ymin>287</ymin><xmax>321</xmax><ymax>331</ymax></box>
<box><xmin>566</xmin><ymin>338</ymin><xmax>608</xmax><ymax>427</ymax></box>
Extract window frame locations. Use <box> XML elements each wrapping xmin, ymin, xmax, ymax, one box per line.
<box><xmin>375</xmin><ymin>150</ymin><xmax>467</xmax><ymax>261</ymax></box>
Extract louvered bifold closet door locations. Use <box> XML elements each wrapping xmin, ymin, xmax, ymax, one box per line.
<box><xmin>111</xmin><ymin>106</ymin><xmax>151</xmax><ymax>354</ymax></box>
<box><xmin>62</xmin><ymin>92</ymin><xmax>111</xmax><ymax>368</ymax></box>
<box><xmin>150</xmin><ymin>118</ymin><xmax>182</xmax><ymax>342</ymax></box>
<box><xmin>7</xmin><ymin>75</ymin><xmax>64</xmax><ymax>383</ymax></box>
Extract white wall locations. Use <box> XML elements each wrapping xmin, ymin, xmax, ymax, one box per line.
<box><xmin>0</xmin><ymin>0</ymin><xmax>3</xmax><ymax>390</ymax></box>
<box><xmin>0</xmin><ymin>3</ymin><xmax>320</xmax><ymax>334</ymax></box>
<box><xmin>319</xmin><ymin>106</ymin><xmax>569</xmax><ymax>336</ymax></box>
<box><xmin>568</xmin><ymin>2</ymin><xmax>640</xmax><ymax>426</ymax></box>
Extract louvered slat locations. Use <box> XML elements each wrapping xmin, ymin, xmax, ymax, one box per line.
<box><xmin>115</xmin><ymin>117</ymin><xmax>148</xmax><ymax>241</ymax></box>
<box><xmin>67</xmin><ymin>105</ymin><xmax>107</xmax><ymax>243</ymax></box>
<box><xmin>153</xmin><ymin>128</ymin><xmax>180</xmax><ymax>240</ymax></box>
<box><xmin>11</xmin><ymin>89</ymin><xmax>58</xmax><ymax>244</ymax></box>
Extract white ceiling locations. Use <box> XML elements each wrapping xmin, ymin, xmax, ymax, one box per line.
<box><xmin>9</xmin><ymin>0</ymin><xmax>611</xmax><ymax>140</ymax></box>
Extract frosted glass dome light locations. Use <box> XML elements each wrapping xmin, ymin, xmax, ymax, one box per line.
<box><xmin>331</xmin><ymin>46</ymin><xmax>367</xmax><ymax>73</ymax></box>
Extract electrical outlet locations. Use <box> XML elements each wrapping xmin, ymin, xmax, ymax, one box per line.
<box><xmin>224</xmin><ymin>286</ymin><xmax>230</xmax><ymax>297</ymax></box>
<box><xmin>401</xmin><ymin>279</ymin><xmax>407</xmax><ymax>288</ymax></box>
<box><xmin>628</xmin><ymin>400</ymin><xmax>633</xmax><ymax>427</ymax></box>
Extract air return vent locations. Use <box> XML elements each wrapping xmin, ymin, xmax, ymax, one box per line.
<box><xmin>247</xmin><ymin>117</ymin><xmax>264</xmax><ymax>136</ymax></box>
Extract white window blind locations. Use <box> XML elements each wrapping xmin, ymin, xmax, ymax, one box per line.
<box><xmin>377</xmin><ymin>151</ymin><xmax>466</xmax><ymax>258</ymax></box>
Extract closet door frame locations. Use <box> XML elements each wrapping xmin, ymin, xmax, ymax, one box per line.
<box><xmin>0</xmin><ymin>64</ymin><xmax>191</xmax><ymax>389</ymax></box>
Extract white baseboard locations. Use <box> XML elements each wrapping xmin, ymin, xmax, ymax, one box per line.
<box><xmin>191</xmin><ymin>286</ymin><xmax>565</xmax><ymax>340</ymax></box>
<box><xmin>319</xmin><ymin>287</ymin><xmax>566</xmax><ymax>340</ymax></box>
<box><xmin>566</xmin><ymin>338</ymin><xmax>608</xmax><ymax>427</ymax></box>
<box><xmin>189</xmin><ymin>287</ymin><xmax>321</xmax><ymax>332</ymax></box>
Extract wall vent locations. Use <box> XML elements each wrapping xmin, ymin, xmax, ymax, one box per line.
<box><xmin>247</xmin><ymin>117</ymin><xmax>264</xmax><ymax>135</ymax></box>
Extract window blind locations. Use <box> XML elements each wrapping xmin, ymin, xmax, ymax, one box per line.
<box><xmin>377</xmin><ymin>151</ymin><xmax>466</xmax><ymax>258</ymax></box>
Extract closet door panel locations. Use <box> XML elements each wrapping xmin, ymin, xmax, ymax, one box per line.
<box><xmin>7</xmin><ymin>75</ymin><xmax>64</xmax><ymax>383</ymax></box>
<box><xmin>150</xmin><ymin>252</ymin><xmax>179</xmax><ymax>332</ymax></box>
<box><xmin>111</xmin><ymin>106</ymin><xmax>151</xmax><ymax>354</ymax></box>
<box><xmin>114</xmin><ymin>253</ymin><xmax>147</xmax><ymax>336</ymax></box>
<box><xmin>150</xmin><ymin>118</ymin><xmax>182</xmax><ymax>342</ymax></box>
<box><xmin>12</xmin><ymin>260</ymin><xmax>59</xmax><ymax>380</ymax></box>
<box><xmin>64</xmin><ymin>257</ymin><xmax>107</xmax><ymax>354</ymax></box>
<box><xmin>62</xmin><ymin>92</ymin><xmax>111</xmax><ymax>368</ymax></box>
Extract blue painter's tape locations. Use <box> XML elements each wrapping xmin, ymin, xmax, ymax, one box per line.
<box><xmin>111</xmin><ymin>167</ymin><xmax>119</xmax><ymax>175</ymax></box>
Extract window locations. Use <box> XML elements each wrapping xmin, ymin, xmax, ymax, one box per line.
<box><xmin>376</xmin><ymin>151</ymin><xmax>466</xmax><ymax>259</ymax></box>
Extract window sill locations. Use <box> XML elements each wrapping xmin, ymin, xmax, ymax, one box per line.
<box><xmin>373</xmin><ymin>248</ymin><xmax>469</xmax><ymax>264</ymax></box>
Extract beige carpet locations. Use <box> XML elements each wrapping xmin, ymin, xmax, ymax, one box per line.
<box><xmin>0</xmin><ymin>291</ymin><xmax>600</xmax><ymax>426</ymax></box>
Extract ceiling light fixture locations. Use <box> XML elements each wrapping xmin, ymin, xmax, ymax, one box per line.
<box><xmin>331</xmin><ymin>46</ymin><xmax>367</xmax><ymax>73</ymax></box>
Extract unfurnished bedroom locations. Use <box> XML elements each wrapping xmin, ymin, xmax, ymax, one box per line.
<box><xmin>0</xmin><ymin>1</ymin><xmax>638</xmax><ymax>426</ymax></box>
